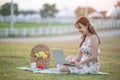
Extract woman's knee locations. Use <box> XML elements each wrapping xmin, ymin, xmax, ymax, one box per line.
<box><xmin>59</xmin><ymin>65</ymin><xmax>70</xmax><ymax>72</ymax></box>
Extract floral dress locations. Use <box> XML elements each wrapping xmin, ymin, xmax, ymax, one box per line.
<box><xmin>69</xmin><ymin>38</ymin><xmax>100</xmax><ymax>74</ymax></box>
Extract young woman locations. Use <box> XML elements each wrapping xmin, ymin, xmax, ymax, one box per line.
<box><xmin>59</xmin><ymin>16</ymin><xmax>101</xmax><ymax>74</ymax></box>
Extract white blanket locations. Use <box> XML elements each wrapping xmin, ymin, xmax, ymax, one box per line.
<box><xmin>17</xmin><ymin>66</ymin><xmax>108</xmax><ymax>74</ymax></box>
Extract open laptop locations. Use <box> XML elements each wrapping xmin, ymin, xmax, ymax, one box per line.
<box><xmin>51</xmin><ymin>49</ymin><xmax>76</xmax><ymax>66</ymax></box>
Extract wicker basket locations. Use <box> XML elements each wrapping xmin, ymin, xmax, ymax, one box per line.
<box><xmin>30</xmin><ymin>44</ymin><xmax>50</xmax><ymax>69</ymax></box>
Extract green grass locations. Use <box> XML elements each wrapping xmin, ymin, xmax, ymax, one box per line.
<box><xmin>0</xmin><ymin>22</ymin><xmax>72</xmax><ymax>28</ymax></box>
<box><xmin>0</xmin><ymin>35</ymin><xmax>120</xmax><ymax>80</ymax></box>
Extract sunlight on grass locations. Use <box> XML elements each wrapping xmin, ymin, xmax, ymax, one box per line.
<box><xmin>0</xmin><ymin>35</ymin><xmax>120</xmax><ymax>80</ymax></box>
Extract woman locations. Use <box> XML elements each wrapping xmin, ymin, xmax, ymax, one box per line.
<box><xmin>59</xmin><ymin>16</ymin><xmax>101</xmax><ymax>74</ymax></box>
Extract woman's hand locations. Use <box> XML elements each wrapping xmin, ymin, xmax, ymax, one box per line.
<box><xmin>66</xmin><ymin>56</ymin><xmax>74</xmax><ymax>63</ymax></box>
<box><xmin>66</xmin><ymin>58</ymin><xmax>75</xmax><ymax>64</ymax></box>
<box><xmin>75</xmin><ymin>62</ymin><xmax>82</xmax><ymax>69</ymax></box>
<box><xmin>69</xmin><ymin>59</ymin><xmax>76</xmax><ymax>64</ymax></box>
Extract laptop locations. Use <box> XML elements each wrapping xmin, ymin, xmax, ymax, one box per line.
<box><xmin>51</xmin><ymin>49</ymin><xmax>76</xmax><ymax>66</ymax></box>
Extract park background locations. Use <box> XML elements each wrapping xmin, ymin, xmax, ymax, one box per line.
<box><xmin>0</xmin><ymin>0</ymin><xmax>120</xmax><ymax>80</ymax></box>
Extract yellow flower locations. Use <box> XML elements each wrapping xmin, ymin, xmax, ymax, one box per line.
<box><xmin>35</xmin><ymin>51</ymin><xmax>48</xmax><ymax>59</ymax></box>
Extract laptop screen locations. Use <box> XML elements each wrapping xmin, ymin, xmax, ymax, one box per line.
<box><xmin>51</xmin><ymin>49</ymin><xmax>67</xmax><ymax>64</ymax></box>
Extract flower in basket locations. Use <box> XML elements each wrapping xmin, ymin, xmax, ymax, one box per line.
<box><xmin>35</xmin><ymin>51</ymin><xmax>48</xmax><ymax>59</ymax></box>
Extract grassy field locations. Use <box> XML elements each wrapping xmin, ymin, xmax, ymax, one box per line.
<box><xmin>0</xmin><ymin>35</ymin><xmax>120</xmax><ymax>80</ymax></box>
<box><xmin>0</xmin><ymin>22</ymin><xmax>72</xmax><ymax>28</ymax></box>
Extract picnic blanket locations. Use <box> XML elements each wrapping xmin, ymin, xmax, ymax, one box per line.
<box><xmin>17</xmin><ymin>66</ymin><xmax>108</xmax><ymax>74</ymax></box>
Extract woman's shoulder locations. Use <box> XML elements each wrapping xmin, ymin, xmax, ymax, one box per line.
<box><xmin>90</xmin><ymin>34</ymin><xmax>99</xmax><ymax>43</ymax></box>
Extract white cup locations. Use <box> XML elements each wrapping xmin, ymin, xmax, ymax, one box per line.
<box><xmin>31</xmin><ymin>62</ymin><xmax>36</xmax><ymax>71</ymax></box>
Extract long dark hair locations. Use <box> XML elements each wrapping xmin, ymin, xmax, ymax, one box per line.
<box><xmin>74</xmin><ymin>16</ymin><xmax>101</xmax><ymax>47</ymax></box>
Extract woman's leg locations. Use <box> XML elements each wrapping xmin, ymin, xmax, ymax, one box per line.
<box><xmin>59</xmin><ymin>65</ymin><xmax>70</xmax><ymax>72</ymax></box>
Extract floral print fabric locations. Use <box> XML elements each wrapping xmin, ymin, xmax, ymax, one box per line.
<box><xmin>69</xmin><ymin>38</ymin><xmax>100</xmax><ymax>74</ymax></box>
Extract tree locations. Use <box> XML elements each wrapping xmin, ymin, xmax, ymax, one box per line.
<box><xmin>87</xmin><ymin>7</ymin><xmax>96</xmax><ymax>14</ymax></box>
<box><xmin>75</xmin><ymin>7</ymin><xmax>84</xmax><ymax>17</ymax></box>
<box><xmin>75</xmin><ymin>6</ymin><xmax>96</xmax><ymax>17</ymax></box>
<box><xmin>40</xmin><ymin>3</ymin><xmax>58</xmax><ymax>18</ymax></box>
<box><xmin>115</xmin><ymin>1</ymin><xmax>120</xmax><ymax>7</ymax></box>
<box><xmin>0</xmin><ymin>3</ymin><xmax>18</xmax><ymax>16</ymax></box>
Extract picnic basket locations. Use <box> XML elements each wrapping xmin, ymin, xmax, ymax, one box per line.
<box><xmin>30</xmin><ymin>44</ymin><xmax>50</xmax><ymax>69</ymax></box>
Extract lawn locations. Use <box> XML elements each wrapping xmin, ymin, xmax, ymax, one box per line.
<box><xmin>0</xmin><ymin>22</ymin><xmax>72</xmax><ymax>28</ymax></box>
<box><xmin>0</xmin><ymin>35</ymin><xmax>120</xmax><ymax>80</ymax></box>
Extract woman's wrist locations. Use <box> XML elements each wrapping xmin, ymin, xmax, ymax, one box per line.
<box><xmin>75</xmin><ymin>61</ymin><xmax>82</xmax><ymax>67</ymax></box>
<box><xmin>75</xmin><ymin>62</ymin><xmax>79</xmax><ymax>67</ymax></box>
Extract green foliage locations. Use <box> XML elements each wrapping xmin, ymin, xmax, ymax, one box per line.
<box><xmin>40</xmin><ymin>3</ymin><xmax>58</xmax><ymax>18</ymax></box>
<box><xmin>0</xmin><ymin>3</ymin><xmax>18</xmax><ymax>16</ymax></box>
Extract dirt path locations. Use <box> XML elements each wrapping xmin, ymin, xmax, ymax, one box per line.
<box><xmin>0</xmin><ymin>30</ymin><xmax>120</xmax><ymax>43</ymax></box>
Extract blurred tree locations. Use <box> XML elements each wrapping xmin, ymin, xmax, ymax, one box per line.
<box><xmin>0</xmin><ymin>3</ymin><xmax>18</xmax><ymax>16</ymax></box>
<box><xmin>115</xmin><ymin>1</ymin><xmax>120</xmax><ymax>7</ymax></box>
<box><xmin>88</xmin><ymin>7</ymin><xmax>96</xmax><ymax>14</ymax></box>
<box><xmin>40</xmin><ymin>3</ymin><xmax>58</xmax><ymax>18</ymax></box>
<box><xmin>75</xmin><ymin>6</ymin><xmax>96</xmax><ymax>17</ymax></box>
<box><xmin>75</xmin><ymin>7</ymin><xmax>84</xmax><ymax>17</ymax></box>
